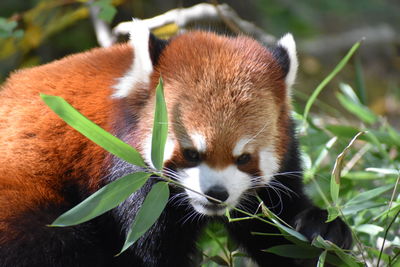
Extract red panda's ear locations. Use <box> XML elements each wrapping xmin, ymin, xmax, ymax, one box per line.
<box><xmin>272</xmin><ymin>33</ymin><xmax>298</xmax><ymax>92</ymax></box>
<box><xmin>113</xmin><ymin>19</ymin><xmax>168</xmax><ymax>98</ymax></box>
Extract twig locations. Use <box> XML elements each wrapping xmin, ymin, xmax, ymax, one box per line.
<box><xmin>377</xmin><ymin>208</ymin><xmax>400</xmax><ymax>267</ymax></box>
<box><xmin>112</xmin><ymin>3</ymin><xmax>276</xmax><ymax>45</ymax></box>
<box><xmin>377</xmin><ymin>173</ymin><xmax>400</xmax><ymax>267</ymax></box>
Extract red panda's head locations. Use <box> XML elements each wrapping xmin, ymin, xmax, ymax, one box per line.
<box><xmin>113</xmin><ymin>20</ymin><xmax>298</xmax><ymax>216</ymax></box>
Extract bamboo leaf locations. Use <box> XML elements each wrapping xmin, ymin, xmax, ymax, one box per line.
<box><xmin>151</xmin><ymin>77</ymin><xmax>168</xmax><ymax>170</ymax></box>
<box><xmin>345</xmin><ymin>184</ymin><xmax>394</xmax><ymax>206</ymax></box>
<box><xmin>317</xmin><ymin>250</ymin><xmax>327</xmax><ymax>267</ymax></box>
<box><xmin>331</xmin><ymin>131</ymin><xmax>365</xmax><ymax>203</ymax></box>
<box><xmin>41</xmin><ymin>94</ymin><xmax>146</xmax><ymax>167</ymax></box>
<box><xmin>336</xmin><ymin>84</ymin><xmax>377</xmax><ymax>124</ymax></box>
<box><xmin>326</xmin><ymin>125</ymin><xmax>400</xmax><ymax>148</ymax></box>
<box><xmin>342</xmin><ymin>202</ymin><xmax>383</xmax><ymax>215</ymax></box>
<box><xmin>312</xmin><ymin>236</ymin><xmax>362</xmax><ymax>267</ymax></box>
<box><xmin>326</xmin><ymin>206</ymin><xmax>340</xmax><ymax>223</ymax></box>
<box><xmin>263</xmin><ymin>244</ymin><xmax>321</xmax><ymax>259</ymax></box>
<box><xmin>51</xmin><ymin>172</ymin><xmax>150</xmax><ymax>226</ymax></box>
<box><xmin>119</xmin><ymin>182</ymin><xmax>170</xmax><ymax>254</ymax></box>
<box><xmin>270</xmin><ymin>218</ymin><xmax>308</xmax><ymax>242</ymax></box>
<box><xmin>303</xmin><ymin>40</ymin><xmax>362</xmax><ymax>123</ymax></box>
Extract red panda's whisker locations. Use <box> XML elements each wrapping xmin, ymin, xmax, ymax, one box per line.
<box><xmin>243</xmin><ymin>120</ymin><xmax>270</xmax><ymax>147</ymax></box>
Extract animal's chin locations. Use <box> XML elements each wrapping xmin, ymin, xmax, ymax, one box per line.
<box><xmin>190</xmin><ymin>201</ymin><xmax>231</xmax><ymax>216</ymax></box>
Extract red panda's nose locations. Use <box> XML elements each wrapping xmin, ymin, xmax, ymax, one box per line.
<box><xmin>205</xmin><ymin>186</ymin><xmax>229</xmax><ymax>203</ymax></box>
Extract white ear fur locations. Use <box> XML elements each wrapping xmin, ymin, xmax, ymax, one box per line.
<box><xmin>277</xmin><ymin>33</ymin><xmax>298</xmax><ymax>90</ymax></box>
<box><xmin>112</xmin><ymin>19</ymin><xmax>153</xmax><ymax>98</ymax></box>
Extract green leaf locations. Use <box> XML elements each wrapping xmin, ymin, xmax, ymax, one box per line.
<box><xmin>354</xmin><ymin>55</ymin><xmax>367</xmax><ymax>105</ymax></box>
<box><xmin>270</xmin><ymin>218</ymin><xmax>308</xmax><ymax>242</ymax></box>
<box><xmin>342</xmin><ymin>201</ymin><xmax>383</xmax><ymax>216</ymax></box>
<box><xmin>151</xmin><ymin>77</ymin><xmax>168</xmax><ymax>170</ymax></box>
<box><xmin>93</xmin><ymin>0</ymin><xmax>117</xmax><ymax>23</ymax></box>
<box><xmin>0</xmin><ymin>18</ymin><xmax>17</xmax><ymax>32</ymax></box>
<box><xmin>387</xmin><ymin>125</ymin><xmax>400</xmax><ymax>147</ymax></box>
<box><xmin>366</xmin><ymin>167</ymin><xmax>400</xmax><ymax>175</ymax></box>
<box><xmin>260</xmin><ymin>203</ymin><xmax>308</xmax><ymax>242</ymax></box>
<box><xmin>317</xmin><ymin>250</ymin><xmax>327</xmax><ymax>267</ymax></box>
<box><xmin>41</xmin><ymin>94</ymin><xmax>146</xmax><ymax>167</ymax></box>
<box><xmin>227</xmin><ymin>235</ymin><xmax>239</xmax><ymax>252</ymax></box>
<box><xmin>263</xmin><ymin>244</ymin><xmax>321</xmax><ymax>259</ymax></box>
<box><xmin>336</xmin><ymin>84</ymin><xmax>377</xmax><ymax>124</ymax></box>
<box><xmin>312</xmin><ymin>236</ymin><xmax>361</xmax><ymax>267</ymax></box>
<box><xmin>207</xmin><ymin>255</ymin><xmax>229</xmax><ymax>266</ymax></box>
<box><xmin>373</xmin><ymin>203</ymin><xmax>400</xmax><ymax>220</ymax></box>
<box><xmin>303</xmin><ymin>40</ymin><xmax>362</xmax><ymax>123</ymax></box>
<box><xmin>326</xmin><ymin>206</ymin><xmax>340</xmax><ymax>222</ymax></box>
<box><xmin>120</xmin><ymin>182</ymin><xmax>170</xmax><ymax>254</ymax></box>
<box><xmin>345</xmin><ymin>184</ymin><xmax>394</xmax><ymax>206</ymax></box>
<box><xmin>306</xmin><ymin>137</ymin><xmax>337</xmax><ymax>181</ymax></box>
<box><xmin>339</xmin><ymin>83</ymin><xmax>361</xmax><ymax>104</ymax></box>
<box><xmin>326</xmin><ymin>125</ymin><xmax>399</xmax><ymax>148</ymax></box>
<box><xmin>331</xmin><ymin>131</ymin><xmax>365</xmax><ymax>204</ymax></box>
<box><xmin>51</xmin><ymin>172</ymin><xmax>150</xmax><ymax>226</ymax></box>
<box><xmin>355</xmin><ymin>224</ymin><xmax>384</xmax><ymax>236</ymax></box>
<box><xmin>342</xmin><ymin>171</ymin><xmax>383</xmax><ymax>180</ymax></box>
<box><xmin>0</xmin><ymin>18</ymin><xmax>23</xmax><ymax>38</ymax></box>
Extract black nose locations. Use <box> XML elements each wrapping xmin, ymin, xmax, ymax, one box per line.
<box><xmin>205</xmin><ymin>186</ymin><xmax>229</xmax><ymax>203</ymax></box>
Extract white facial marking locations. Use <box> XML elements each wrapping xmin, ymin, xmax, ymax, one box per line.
<box><xmin>179</xmin><ymin>164</ymin><xmax>251</xmax><ymax>216</ymax></box>
<box><xmin>163</xmin><ymin>138</ymin><xmax>175</xmax><ymax>162</ymax></box>
<box><xmin>143</xmin><ymin>134</ymin><xmax>175</xmax><ymax>169</ymax></box>
<box><xmin>259</xmin><ymin>147</ymin><xmax>279</xmax><ymax>183</ymax></box>
<box><xmin>113</xmin><ymin>19</ymin><xmax>153</xmax><ymax>98</ymax></box>
<box><xmin>233</xmin><ymin>138</ymin><xmax>251</xmax><ymax>156</ymax></box>
<box><xmin>277</xmin><ymin>33</ymin><xmax>298</xmax><ymax>91</ymax></box>
<box><xmin>191</xmin><ymin>133</ymin><xmax>206</xmax><ymax>152</ymax></box>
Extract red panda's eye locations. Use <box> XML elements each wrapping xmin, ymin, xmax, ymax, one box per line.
<box><xmin>236</xmin><ymin>153</ymin><xmax>251</xmax><ymax>165</ymax></box>
<box><xmin>183</xmin><ymin>149</ymin><xmax>201</xmax><ymax>163</ymax></box>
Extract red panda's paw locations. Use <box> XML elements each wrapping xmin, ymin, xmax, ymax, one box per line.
<box><xmin>294</xmin><ymin>207</ymin><xmax>353</xmax><ymax>250</ymax></box>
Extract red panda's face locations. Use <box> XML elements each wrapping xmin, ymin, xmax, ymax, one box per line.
<box><xmin>116</xmin><ymin>24</ymin><xmax>298</xmax><ymax>216</ymax></box>
<box><xmin>151</xmin><ymin>33</ymin><xmax>296</xmax><ymax>216</ymax></box>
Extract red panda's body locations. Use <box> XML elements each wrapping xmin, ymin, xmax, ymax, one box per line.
<box><xmin>0</xmin><ymin>44</ymin><xmax>136</xmax><ymax>266</ymax></box>
<box><xmin>0</xmin><ymin>44</ymin><xmax>133</xmax><ymax>217</ymax></box>
<box><xmin>0</xmin><ymin>21</ymin><xmax>351</xmax><ymax>267</ymax></box>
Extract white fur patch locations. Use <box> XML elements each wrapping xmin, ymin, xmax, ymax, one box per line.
<box><xmin>191</xmin><ymin>133</ymin><xmax>207</xmax><ymax>152</ymax></box>
<box><xmin>277</xmin><ymin>33</ymin><xmax>298</xmax><ymax>90</ymax></box>
<box><xmin>163</xmin><ymin>138</ymin><xmax>176</xmax><ymax>162</ymax></box>
<box><xmin>259</xmin><ymin>147</ymin><xmax>280</xmax><ymax>183</ymax></box>
<box><xmin>112</xmin><ymin>19</ymin><xmax>153</xmax><ymax>98</ymax></box>
<box><xmin>179</xmin><ymin>133</ymin><xmax>206</xmax><ymax>152</ymax></box>
<box><xmin>179</xmin><ymin>164</ymin><xmax>250</xmax><ymax>216</ymax></box>
<box><xmin>233</xmin><ymin>138</ymin><xmax>251</xmax><ymax>156</ymax></box>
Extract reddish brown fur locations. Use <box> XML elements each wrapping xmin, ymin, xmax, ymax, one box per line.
<box><xmin>0</xmin><ymin>44</ymin><xmax>133</xmax><ymax>242</ymax></box>
<box><xmin>136</xmin><ymin>32</ymin><xmax>289</xmax><ymax>170</ymax></box>
<box><xmin>0</xmin><ymin>31</ymin><xmax>290</xmax><ymax>243</ymax></box>
<box><xmin>0</xmin><ymin>31</ymin><xmax>353</xmax><ymax>267</ymax></box>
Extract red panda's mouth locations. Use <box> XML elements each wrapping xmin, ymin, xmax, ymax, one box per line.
<box><xmin>203</xmin><ymin>203</ymin><xmax>226</xmax><ymax>211</ymax></box>
<box><xmin>188</xmin><ymin>199</ymin><xmax>229</xmax><ymax>216</ymax></box>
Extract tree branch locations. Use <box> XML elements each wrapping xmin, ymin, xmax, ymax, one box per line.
<box><xmin>112</xmin><ymin>3</ymin><xmax>276</xmax><ymax>45</ymax></box>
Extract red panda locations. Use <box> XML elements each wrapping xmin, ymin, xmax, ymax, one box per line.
<box><xmin>0</xmin><ymin>20</ymin><xmax>351</xmax><ymax>266</ymax></box>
